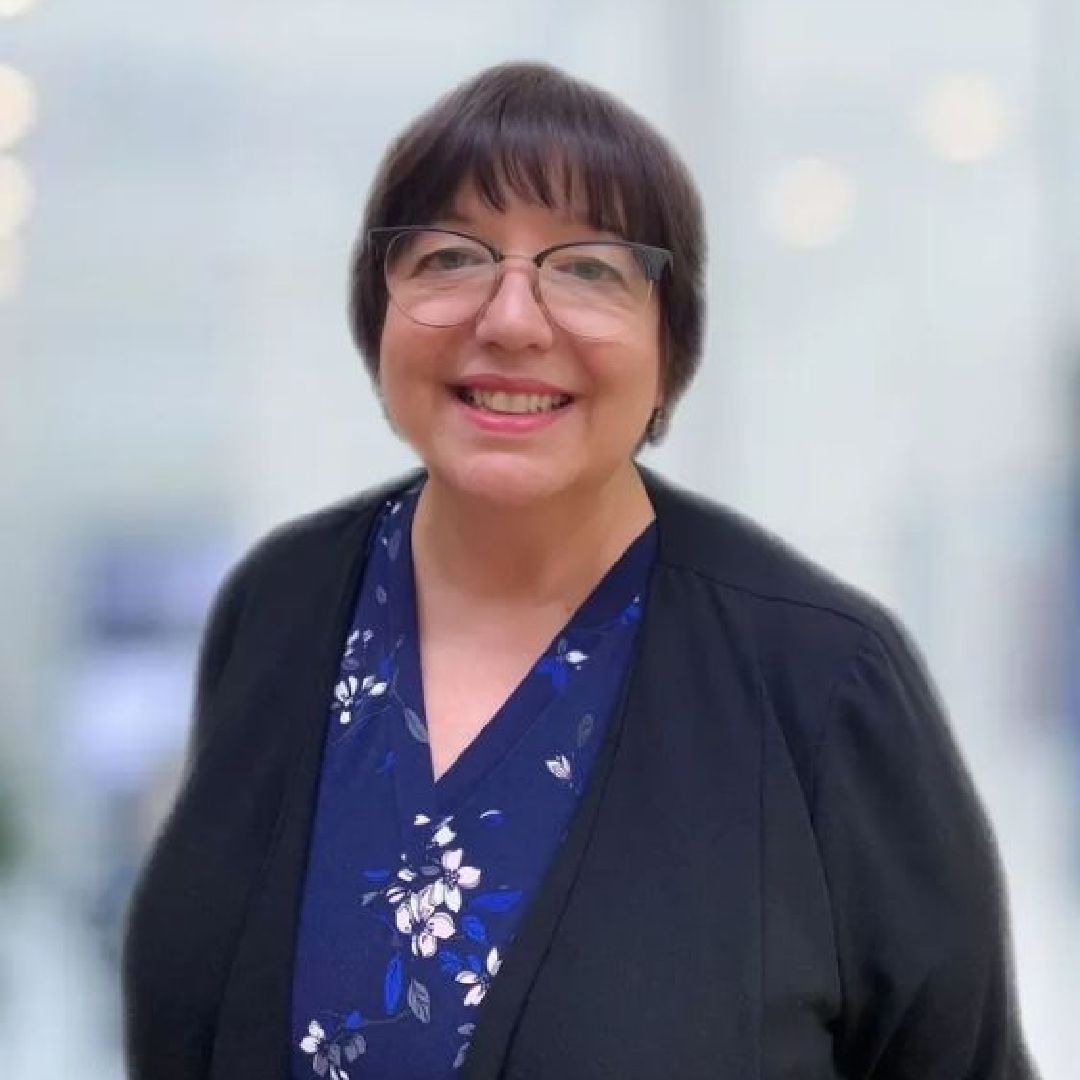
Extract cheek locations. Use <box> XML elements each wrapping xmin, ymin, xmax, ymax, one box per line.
<box><xmin>585</xmin><ymin>337</ymin><xmax>662</xmax><ymax>409</ymax></box>
<box><xmin>377</xmin><ymin>315</ymin><xmax>453</xmax><ymax>401</ymax></box>
<box><xmin>378</xmin><ymin>309</ymin><xmax>421</xmax><ymax>377</ymax></box>
<box><xmin>590</xmin><ymin>304</ymin><xmax>664</xmax><ymax>404</ymax></box>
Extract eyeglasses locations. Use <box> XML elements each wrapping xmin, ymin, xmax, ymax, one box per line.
<box><xmin>369</xmin><ymin>226</ymin><xmax>671</xmax><ymax>341</ymax></box>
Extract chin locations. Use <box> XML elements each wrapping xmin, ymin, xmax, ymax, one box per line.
<box><xmin>429</xmin><ymin>450</ymin><xmax>584</xmax><ymax>509</ymax></box>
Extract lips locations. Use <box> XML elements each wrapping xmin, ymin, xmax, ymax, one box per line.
<box><xmin>448</xmin><ymin>379</ymin><xmax>574</xmax><ymax>433</ymax></box>
<box><xmin>454</xmin><ymin>374</ymin><xmax>575</xmax><ymax>397</ymax></box>
<box><xmin>449</xmin><ymin>372</ymin><xmax>577</xmax><ymax>420</ymax></box>
<box><xmin>453</xmin><ymin>386</ymin><xmax>573</xmax><ymax>415</ymax></box>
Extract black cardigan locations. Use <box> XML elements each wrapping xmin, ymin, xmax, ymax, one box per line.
<box><xmin>121</xmin><ymin>467</ymin><xmax>1036</xmax><ymax>1080</ymax></box>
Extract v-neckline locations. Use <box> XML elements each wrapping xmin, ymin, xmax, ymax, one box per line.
<box><xmin>391</xmin><ymin>482</ymin><xmax>657</xmax><ymax>816</ymax></box>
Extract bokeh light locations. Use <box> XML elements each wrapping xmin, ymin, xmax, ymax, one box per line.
<box><xmin>0</xmin><ymin>0</ymin><xmax>43</xmax><ymax>17</ymax></box>
<box><xmin>0</xmin><ymin>65</ymin><xmax>38</xmax><ymax>150</ymax></box>
<box><xmin>0</xmin><ymin>154</ymin><xmax>33</xmax><ymax>238</ymax></box>
<box><xmin>764</xmin><ymin>156</ymin><xmax>857</xmax><ymax>249</ymax></box>
<box><xmin>918</xmin><ymin>73</ymin><xmax>1011</xmax><ymax>164</ymax></box>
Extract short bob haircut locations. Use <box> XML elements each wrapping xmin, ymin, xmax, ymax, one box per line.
<box><xmin>348</xmin><ymin>61</ymin><xmax>706</xmax><ymax>444</ymax></box>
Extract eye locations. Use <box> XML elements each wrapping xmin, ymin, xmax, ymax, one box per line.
<box><xmin>416</xmin><ymin>245</ymin><xmax>487</xmax><ymax>274</ymax></box>
<box><xmin>546</xmin><ymin>249</ymin><xmax>630</xmax><ymax>286</ymax></box>
<box><xmin>570</xmin><ymin>259</ymin><xmax>613</xmax><ymax>280</ymax></box>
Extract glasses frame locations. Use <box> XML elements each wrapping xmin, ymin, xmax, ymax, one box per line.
<box><xmin>368</xmin><ymin>225</ymin><xmax>673</xmax><ymax>337</ymax></box>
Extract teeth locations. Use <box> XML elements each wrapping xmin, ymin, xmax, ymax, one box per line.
<box><xmin>463</xmin><ymin>388</ymin><xmax>571</xmax><ymax>414</ymax></box>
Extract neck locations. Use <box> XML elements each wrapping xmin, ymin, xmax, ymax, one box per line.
<box><xmin>411</xmin><ymin>463</ymin><xmax>654</xmax><ymax>613</ymax></box>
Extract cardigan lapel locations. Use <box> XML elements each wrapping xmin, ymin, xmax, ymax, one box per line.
<box><xmin>458</xmin><ymin>583</ymin><xmax>644</xmax><ymax>1080</ymax></box>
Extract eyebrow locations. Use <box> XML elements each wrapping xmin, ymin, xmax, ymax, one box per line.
<box><xmin>436</xmin><ymin>208</ymin><xmax>473</xmax><ymax>227</ymax></box>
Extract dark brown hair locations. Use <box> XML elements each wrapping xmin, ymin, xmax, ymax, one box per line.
<box><xmin>348</xmin><ymin>61</ymin><xmax>706</xmax><ymax>442</ymax></box>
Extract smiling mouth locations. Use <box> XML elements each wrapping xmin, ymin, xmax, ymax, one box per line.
<box><xmin>452</xmin><ymin>386</ymin><xmax>575</xmax><ymax>415</ymax></box>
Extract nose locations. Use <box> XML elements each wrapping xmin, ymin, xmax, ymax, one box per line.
<box><xmin>473</xmin><ymin>262</ymin><xmax>555</xmax><ymax>353</ymax></box>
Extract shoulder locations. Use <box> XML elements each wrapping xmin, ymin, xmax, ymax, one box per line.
<box><xmin>193</xmin><ymin>470</ymin><xmax>418</xmax><ymax>681</ymax></box>
<box><xmin>641</xmin><ymin>467</ymin><xmax>938</xmax><ymax>796</ymax></box>
<box><xmin>642</xmin><ymin>465</ymin><xmax>909</xmax><ymax>654</ymax></box>
<box><xmin>223</xmin><ymin>469</ymin><xmax>423</xmax><ymax>598</ymax></box>
<box><xmin>188</xmin><ymin>471</ymin><xmax>421</xmax><ymax>739</ymax></box>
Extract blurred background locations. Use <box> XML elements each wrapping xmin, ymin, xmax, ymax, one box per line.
<box><xmin>1</xmin><ymin>0</ymin><xmax>1078</xmax><ymax>1074</ymax></box>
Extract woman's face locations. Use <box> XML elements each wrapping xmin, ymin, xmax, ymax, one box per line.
<box><xmin>376</xmin><ymin>185</ymin><xmax>662</xmax><ymax>508</ymax></box>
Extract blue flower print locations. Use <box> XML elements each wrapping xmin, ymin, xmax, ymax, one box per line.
<box><xmin>536</xmin><ymin>637</ymin><xmax>589</xmax><ymax>690</ymax></box>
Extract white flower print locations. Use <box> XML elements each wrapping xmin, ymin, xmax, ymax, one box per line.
<box><xmin>335</xmin><ymin>676</ymin><xmax>359</xmax><ymax>725</ymax></box>
<box><xmin>335</xmin><ymin>667</ymin><xmax>387</xmax><ymax>724</ymax></box>
<box><xmin>432</xmin><ymin>820</ymin><xmax>456</xmax><ymax>848</ymax></box>
<box><xmin>395</xmin><ymin>891</ymin><xmax>455</xmax><ymax>958</ymax></box>
<box><xmin>385</xmin><ymin>865</ymin><xmax>418</xmax><ymax>907</ymax></box>
<box><xmin>361</xmin><ymin>672</ymin><xmax>388</xmax><ymax>698</ymax></box>
<box><xmin>428</xmin><ymin>848</ymin><xmax>481</xmax><ymax>913</ymax></box>
<box><xmin>545</xmin><ymin>754</ymin><xmax>573</xmax><ymax>783</ymax></box>
<box><xmin>342</xmin><ymin>629</ymin><xmax>374</xmax><ymax>671</ymax></box>
<box><xmin>299</xmin><ymin>1019</ymin><xmax>362</xmax><ymax>1080</ymax></box>
<box><xmin>299</xmin><ymin>1019</ymin><xmax>326</xmax><ymax>1055</ymax></box>
<box><xmin>455</xmin><ymin>947</ymin><xmax>502</xmax><ymax>1006</ymax></box>
<box><xmin>564</xmin><ymin>649</ymin><xmax>588</xmax><ymax>667</ymax></box>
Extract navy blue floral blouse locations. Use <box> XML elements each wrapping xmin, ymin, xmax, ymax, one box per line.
<box><xmin>290</xmin><ymin>480</ymin><xmax>656</xmax><ymax>1080</ymax></box>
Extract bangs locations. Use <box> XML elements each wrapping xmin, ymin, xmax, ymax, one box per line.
<box><xmin>376</xmin><ymin>69</ymin><xmax>667</xmax><ymax>244</ymax></box>
<box><xmin>454</xmin><ymin>129</ymin><xmax>634</xmax><ymax>239</ymax></box>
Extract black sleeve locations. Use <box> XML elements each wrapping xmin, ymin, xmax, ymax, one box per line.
<box><xmin>183</xmin><ymin>554</ymin><xmax>250</xmax><ymax>768</ymax></box>
<box><xmin>812</xmin><ymin>625</ymin><xmax>1038</xmax><ymax>1080</ymax></box>
<box><xmin>122</xmin><ymin>549</ymin><xmax>256</xmax><ymax>1079</ymax></box>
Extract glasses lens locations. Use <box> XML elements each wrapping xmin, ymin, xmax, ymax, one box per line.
<box><xmin>539</xmin><ymin>243</ymin><xmax>654</xmax><ymax>339</ymax></box>
<box><xmin>384</xmin><ymin>230</ymin><xmax>495</xmax><ymax>327</ymax></box>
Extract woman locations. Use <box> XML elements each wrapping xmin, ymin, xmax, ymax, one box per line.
<box><xmin>122</xmin><ymin>62</ymin><xmax>1036</xmax><ymax>1080</ymax></box>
